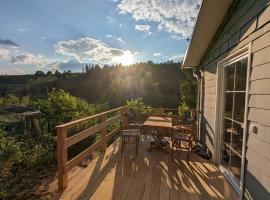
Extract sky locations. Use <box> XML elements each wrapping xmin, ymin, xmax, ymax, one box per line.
<box><xmin>0</xmin><ymin>0</ymin><xmax>200</xmax><ymax>75</ymax></box>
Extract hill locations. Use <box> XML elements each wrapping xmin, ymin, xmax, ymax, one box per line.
<box><xmin>0</xmin><ymin>61</ymin><xmax>195</xmax><ymax>108</ymax></box>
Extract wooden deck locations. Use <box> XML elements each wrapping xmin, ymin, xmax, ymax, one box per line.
<box><xmin>50</xmin><ymin>136</ymin><xmax>238</xmax><ymax>200</ymax></box>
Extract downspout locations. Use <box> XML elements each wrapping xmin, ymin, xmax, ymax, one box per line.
<box><xmin>192</xmin><ymin>67</ymin><xmax>202</xmax><ymax>143</ymax></box>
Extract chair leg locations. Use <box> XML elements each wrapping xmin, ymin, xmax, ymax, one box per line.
<box><xmin>171</xmin><ymin>140</ymin><xmax>174</xmax><ymax>157</ymax></box>
<box><xmin>122</xmin><ymin>136</ymin><xmax>125</xmax><ymax>154</ymax></box>
<box><xmin>190</xmin><ymin>141</ymin><xmax>193</xmax><ymax>154</ymax></box>
<box><xmin>187</xmin><ymin>150</ymin><xmax>189</xmax><ymax>163</ymax></box>
<box><xmin>187</xmin><ymin>141</ymin><xmax>191</xmax><ymax>163</ymax></box>
<box><xmin>136</xmin><ymin>136</ymin><xmax>139</xmax><ymax>156</ymax></box>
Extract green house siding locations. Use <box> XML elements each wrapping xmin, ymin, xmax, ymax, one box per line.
<box><xmin>200</xmin><ymin>0</ymin><xmax>270</xmax><ymax>199</ymax></box>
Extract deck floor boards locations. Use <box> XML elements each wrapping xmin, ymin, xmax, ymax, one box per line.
<box><xmin>50</xmin><ymin>136</ymin><xmax>238</xmax><ymax>200</ymax></box>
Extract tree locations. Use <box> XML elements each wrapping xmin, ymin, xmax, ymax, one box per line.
<box><xmin>85</xmin><ymin>64</ymin><xmax>89</xmax><ymax>73</ymax></box>
<box><xmin>46</xmin><ymin>71</ymin><xmax>53</xmax><ymax>76</ymax></box>
<box><xmin>35</xmin><ymin>70</ymin><xmax>45</xmax><ymax>77</ymax></box>
<box><xmin>94</xmin><ymin>64</ymin><xmax>101</xmax><ymax>71</ymax></box>
<box><xmin>54</xmin><ymin>70</ymin><xmax>61</xmax><ymax>76</ymax></box>
<box><xmin>178</xmin><ymin>70</ymin><xmax>197</xmax><ymax>116</ymax></box>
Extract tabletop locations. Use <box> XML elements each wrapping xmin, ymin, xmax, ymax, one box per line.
<box><xmin>143</xmin><ymin>116</ymin><xmax>173</xmax><ymax>128</ymax></box>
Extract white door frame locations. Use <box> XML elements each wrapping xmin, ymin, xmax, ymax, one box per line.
<box><xmin>213</xmin><ymin>44</ymin><xmax>251</xmax><ymax>199</ymax></box>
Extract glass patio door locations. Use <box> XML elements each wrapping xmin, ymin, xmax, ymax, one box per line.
<box><xmin>221</xmin><ymin>58</ymin><xmax>248</xmax><ymax>185</ymax></box>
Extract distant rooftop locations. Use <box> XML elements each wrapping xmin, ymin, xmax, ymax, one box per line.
<box><xmin>0</xmin><ymin>105</ymin><xmax>41</xmax><ymax>117</ymax></box>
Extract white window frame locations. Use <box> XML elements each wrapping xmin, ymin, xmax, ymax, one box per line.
<box><xmin>214</xmin><ymin>44</ymin><xmax>251</xmax><ymax>200</ymax></box>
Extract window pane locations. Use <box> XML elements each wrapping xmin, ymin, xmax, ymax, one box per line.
<box><xmin>222</xmin><ymin>119</ymin><xmax>232</xmax><ymax>170</ymax></box>
<box><xmin>233</xmin><ymin>92</ymin><xmax>245</xmax><ymax>123</ymax></box>
<box><xmin>224</xmin><ymin>64</ymin><xmax>235</xmax><ymax>91</ymax></box>
<box><xmin>224</xmin><ymin>118</ymin><xmax>232</xmax><ymax>144</ymax></box>
<box><xmin>229</xmin><ymin>151</ymin><xmax>241</xmax><ymax>182</ymax></box>
<box><xmin>235</xmin><ymin>58</ymin><xmax>247</xmax><ymax>91</ymax></box>
<box><xmin>231</xmin><ymin>122</ymin><xmax>243</xmax><ymax>156</ymax></box>
<box><xmin>224</xmin><ymin>93</ymin><xmax>233</xmax><ymax>118</ymax></box>
<box><xmin>222</xmin><ymin>143</ymin><xmax>230</xmax><ymax>169</ymax></box>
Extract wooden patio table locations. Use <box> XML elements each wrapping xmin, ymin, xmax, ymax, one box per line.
<box><xmin>143</xmin><ymin>115</ymin><xmax>173</xmax><ymax>152</ymax></box>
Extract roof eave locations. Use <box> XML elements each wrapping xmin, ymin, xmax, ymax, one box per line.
<box><xmin>181</xmin><ymin>0</ymin><xmax>233</xmax><ymax>69</ymax></box>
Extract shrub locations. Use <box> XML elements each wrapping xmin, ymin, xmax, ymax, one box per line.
<box><xmin>126</xmin><ymin>97</ymin><xmax>153</xmax><ymax>114</ymax></box>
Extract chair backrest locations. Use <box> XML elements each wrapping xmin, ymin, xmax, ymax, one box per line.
<box><xmin>187</xmin><ymin>117</ymin><xmax>196</xmax><ymax>137</ymax></box>
<box><xmin>178</xmin><ymin>116</ymin><xmax>196</xmax><ymax>137</ymax></box>
<box><xmin>172</xmin><ymin>115</ymin><xmax>184</xmax><ymax>126</ymax></box>
<box><xmin>120</xmin><ymin>111</ymin><xmax>130</xmax><ymax>130</ymax></box>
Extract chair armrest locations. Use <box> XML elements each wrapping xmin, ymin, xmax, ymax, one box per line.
<box><xmin>172</xmin><ymin>125</ymin><xmax>192</xmax><ymax>135</ymax></box>
<box><xmin>170</xmin><ymin>131</ymin><xmax>192</xmax><ymax>137</ymax></box>
<box><xmin>170</xmin><ymin>131</ymin><xmax>193</xmax><ymax>141</ymax></box>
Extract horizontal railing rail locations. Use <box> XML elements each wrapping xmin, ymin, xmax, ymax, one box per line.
<box><xmin>56</xmin><ymin>106</ymin><xmax>125</xmax><ymax>190</ymax></box>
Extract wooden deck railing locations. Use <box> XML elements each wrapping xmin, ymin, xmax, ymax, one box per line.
<box><xmin>56</xmin><ymin>106</ymin><xmax>194</xmax><ymax>191</ymax></box>
<box><xmin>56</xmin><ymin>106</ymin><xmax>126</xmax><ymax>190</ymax></box>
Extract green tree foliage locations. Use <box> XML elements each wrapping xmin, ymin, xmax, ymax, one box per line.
<box><xmin>0</xmin><ymin>94</ymin><xmax>20</xmax><ymax>105</ymax></box>
<box><xmin>0</xmin><ymin>89</ymin><xmax>108</xmax><ymax>169</ymax></box>
<box><xmin>34</xmin><ymin>70</ymin><xmax>45</xmax><ymax>77</ymax></box>
<box><xmin>0</xmin><ymin>61</ymin><xmax>185</xmax><ymax>108</ymax></box>
<box><xmin>178</xmin><ymin>70</ymin><xmax>197</xmax><ymax>116</ymax></box>
<box><xmin>0</xmin><ymin>129</ymin><xmax>23</xmax><ymax>167</ymax></box>
<box><xmin>0</xmin><ymin>128</ymin><xmax>55</xmax><ymax>169</ymax></box>
<box><xmin>126</xmin><ymin>97</ymin><xmax>152</xmax><ymax>114</ymax></box>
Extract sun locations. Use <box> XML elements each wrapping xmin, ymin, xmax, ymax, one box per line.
<box><xmin>117</xmin><ymin>51</ymin><xmax>134</xmax><ymax>66</ymax></box>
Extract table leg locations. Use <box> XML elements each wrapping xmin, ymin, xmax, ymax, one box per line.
<box><xmin>147</xmin><ymin>135</ymin><xmax>158</xmax><ymax>151</ymax></box>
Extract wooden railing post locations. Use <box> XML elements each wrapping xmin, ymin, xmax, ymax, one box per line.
<box><xmin>120</xmin><ymin>107</ymin><xmax>125</xmax><ymax>126</ymax></box>
<box><xmin>125</xmin><ymin>106</ymin><xmax>128</xmax><ymax>114</ymax></box>
<box><xmin>159</xmin><ymin>107</ymin><xmax>163</xmax><ymax>115</ymax></box>
<box><xmin>101</xmin><ymin>115</ymin><xmax>107</xmax><ymax>152</ymax></box>
<box><xmin>57</xmin><ymin>127</ymin><xmax>68</xmax><ymax>191</ymax></box>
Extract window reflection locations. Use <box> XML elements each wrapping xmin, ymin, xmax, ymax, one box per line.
<box><xmin>235</xmin><ymin>59</ymin><xmax>247</xmax><ymax>91</ymax></box>
<box><xmin>221</xmin><ymin>58</ymin><xmax>247</xmax><ymax>184</ymax></box>
<box><xmin>225</xmin><ymin>64</ymin><xmax>235</xmax><ymax>91</ymax></box>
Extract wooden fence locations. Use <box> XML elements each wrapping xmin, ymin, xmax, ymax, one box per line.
<box><xmin>56</xmin><ymin>106</ymin><xmax>126</xmax><ymax>190</ymax></box>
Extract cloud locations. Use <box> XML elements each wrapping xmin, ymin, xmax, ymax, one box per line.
<box><xmin>106</xmin><ymin>34</ymin><xmax>125</xmax><ymax>43</ymax></box>
<box><xmin>0</xmin><ymin>38</ymin><xmax>19</xmax><ymax>47</ymax></box>
<box><xmin>5</xmin><ymin>55</ymin><xmax>85</xmax><ymax>74</ymax></box>
<box><xmin>57</xmin><ymin>59</ymin><xmax>86</xmax><ymax>71</ymax></box>
<box><xmin>10</xmin><ymin>53</ymin><xmax>59</xmax><ymax>70</ymax></box>
<box><xmin>106</xmin><ymin>16</ymin><xmax>114</xmax><ymax>23</ymax></box>
<box><xmin>118</xmin><ymin>0</ymin><xmax>200</xmax><ymax>38</ymax></box>
<box><xmin>0</xmin><ymin>48</ymin><xmax>10</xmax><ymax>59</ymax></box>
<box><xmin>170</xmin><ymin>35</ymin><xmax>182</xmax><ymax>40</ymax></box>
<box><xmin>168</xmin><ymin>53</ymin><xmax>184</xmax><ymax>61</ymax></box>
<box><xmin>153</xmin><ymin>52</ymin><xmax>161</xmax><ymax>56</ymax></box>
<box><xmin>55</xmin><ymin>37</ymin><xmax>133</xmax><ymax>64</ymax></box>
<box><xmin>135</xmin><ymin>25</ymin><xmax>152</xmax><ymax>35</ymax></box>
<box><xmin>40</xmin><ymin>37</ymin><xmax>47</xmax><ymax>40</ymax></box>
<box><xmin>0</xmin><ymin>66</ymin><xmax>24</xmax><ymax>75</ymax></box>
<box><xmin>16</xmin><ymin>28</ymin><xmax>28</xmax><ymax>32</ymax></box>
<box><xmin>11</xmin><ymin>54</ymin><xmax>32</xmax><ymax>63</ymax></box>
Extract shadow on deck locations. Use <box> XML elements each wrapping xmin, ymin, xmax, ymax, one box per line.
<box><xmin>50</xmin><ymin>137</ymin><xmax>238</xmax><ymax>200</ymax></box>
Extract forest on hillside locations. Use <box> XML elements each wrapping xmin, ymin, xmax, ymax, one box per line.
<box><xmin>0</xmin><ymin>61</ymin><xmax>196</xmax><ymax>108</ymax></box>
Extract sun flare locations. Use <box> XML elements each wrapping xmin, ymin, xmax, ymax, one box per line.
<box><xmin>117</xmin><ymin>51</ymin><xmax>134</xmax><ymax>66</ymax></box>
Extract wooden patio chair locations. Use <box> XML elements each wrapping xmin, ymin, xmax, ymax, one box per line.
<box><xmin>170</xmin><ymin>117</ymin><xmax>195</xmax><ymax>162</ymax></box>
<box><xmin>120</xmin><ymin>111</ymin><xmax>140</xmax><ymax>155</ymax></box>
